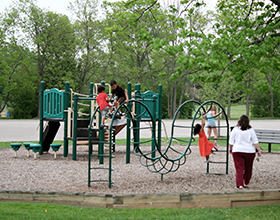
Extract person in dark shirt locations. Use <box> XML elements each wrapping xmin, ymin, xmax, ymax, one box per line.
<box><xmin>109</xmin><ymin>80</ymin><xmax>129</xmax><ymax>116</ymax></box>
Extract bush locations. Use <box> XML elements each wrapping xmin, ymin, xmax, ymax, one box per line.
<box><xmin>251</xmin><ymin>86</ymin><xmax>280</xmax><ymax>117</ymax></box>
<box><xmin>9</xmin><ymin>83</ymin><xmax>38</xmax><ymax>119</ymax></box>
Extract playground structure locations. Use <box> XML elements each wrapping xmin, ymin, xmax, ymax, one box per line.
<box><xmin>38</xmin><ymin>81</ymin><xmax>163</xmax><ymax>159</ymax></box>
<box><xmin>87</xmin><ymin>86</ymin><xmax>230</xmax><ymax>188</ymax></box>
<box><xmin>37</xmin><ymin>81</ymin><xmax>230</xmax><ymax>189</ymax></box>
<box><xmin>39</xmin><ymin>81</ymin><xmax>120</xmax><ymax>160</ymax></box>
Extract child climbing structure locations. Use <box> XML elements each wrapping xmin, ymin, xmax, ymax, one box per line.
<box><xmin>87</xmin><ymin>83</ymin><xmax>230</xmax><ymax>188</ymax></box>
<box><xmin>39</xmin><ymin>81</ymin><xmax>128</xmax><ymax>160</ymax></box>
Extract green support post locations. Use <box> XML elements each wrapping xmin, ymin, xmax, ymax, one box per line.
<box><xmin>152</xmin><ymin>95</ymin><xmax>157</xmax><ymax>159</ymax></box>
<box><xmin>99</xmin><ymin>127</ymin><xmax>104</xmax><ymax>164</ymax></box>
<box><xmin>226</xmin><ymin>116</ymin><xmax>229</xmax><ymax>174</ymax></box>
<box><xmin>89</xmin><ymin>82</ymin><xmax>94</xmax><ymax>114</ymax></box>
<box><xmin>89</xmin><ymin>82</ymin><xmax>94</xmax><ymax>155</ymax></box>
<box><xmin>39</xmin><ymin>81</ymin><xmax>44</xmax><ymax>155</ymax></box>
<box><xmin>98</xmin><ymin>81</ymin><xmax>105</xmax><ymax>164</ymax></box>
<box><xmin>73</xmin><ymin>94</ymin><xmax>78</xmax><ymax>160</ymax></box>
<box><xmin>109</xmin><ymin>130</ymin><xmax>113</xmax><ymax>188</ymax></box>
<box><xmin>112</xmin><ymin>129</ymin><xmax>116</xmax><ymax>152</ymax></box>
<box><xmin>134</xmin><ymin>84</ymin><xmax>141</xmax><ymax>152</ymax></box>
<box><xmin>64</xmin><ymin>81</ymin><xmax>69</xmax><ymax>157</ymax></box>
<box><xmin>88</xmin><ymin>132</ymin><xmax>92</xmax><ymax>187</ymax></box>
<box><xmin>157</xmin><ymin>84</ymin><xmax>162</xmax><ymax>152</ymax></box>
<box><xmin>126</xmin><ymin>82</ymin><xmax>131</xmax><ymax>163</ymax></box>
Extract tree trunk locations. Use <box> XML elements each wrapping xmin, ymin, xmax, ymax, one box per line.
<box><xmin>267</xmin><ymin>73</ymin><xmax>274</xmax><ymax>117</ymax></box>
<box><xmin>172</xmin><ymin>84</ymin><xmax>177</xmax><ymax>117</ymax></box>
<box><xmin>245</xmin><ymin>75</ymin><xmax>251</xmax><ymax>117</ymax></box>
<box><xmin>246</xmin><ymin>93</ymin><xmax>250</xmax><ymax>116</ymax></box>
<box><xmin>178</xmin><ymin>78</ymin><xmax>186</xmax><ymax>107</ymax></box>
<box><xmin>177</xmin><ymin>77</ymin><xmax>187</xmax><ymax>118</ymax></box>
<box><xmin>0</xmin><ymin>92</ymin><xmax>10</xmax><ymax>113</ymax></box>
<box><xmin>270</xmin><ymin>89</ymin><xmax>274</xmax><ymax>117</ymax></box>
<box><xmin>167</xmin><ymin>81</ymin><xmax>172</xmax><ymax>118</ymax></box>
<box><xmin>227</xmin><ymin>99</ymin><xmax>231</xmax><ymax>118</ymax></box>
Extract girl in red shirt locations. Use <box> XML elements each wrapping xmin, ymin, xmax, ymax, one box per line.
<box><xmin>193</xmin><ymin>114</ymin><xmax>214</xmax><ymax>162</ymax></box>
<box><xmin>96</xmin><ymin>85</ymin><xmax>114</xmax><ymax>128</ymax></box>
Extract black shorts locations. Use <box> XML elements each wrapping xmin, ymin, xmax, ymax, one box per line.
<box><xmin>117</xmin><ymin>96</ymin><xmax>126</xmax><ymax>104</ymax></box>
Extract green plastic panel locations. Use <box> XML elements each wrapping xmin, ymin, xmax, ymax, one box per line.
<box><xmin>140</xmin><ymin>90</ymin><xmax>159</xmax><ymax>120</ymax></box>
<box><xmin>43</xmin><ymin>88</ymin><xmax>64</xmax><ymax>119</ymax></box>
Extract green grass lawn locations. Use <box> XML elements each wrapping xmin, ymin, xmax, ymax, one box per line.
<box><xmin>0</xmin><ymin>202</ymin><xmax>279</xmax><ymax>220</ymax></box>
<box><xmin>228</xmin><ymin>104</ymin><xmax>247</xmax><ymax>119</ymax></box>
<box><xmin>229</xmin><ymin>104</ymin><xmax>280</xmax><ymax>120</ymax></box>
<box><xmin>0</xmin><ymin>140</ymin><xmax>64</xmax><ymax>149</ymax></box>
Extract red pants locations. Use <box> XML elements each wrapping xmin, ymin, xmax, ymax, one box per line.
<box><xmin>232</xmin><ymin>152</ymin><xmax>256</xmax><ymax>187</ymax></box>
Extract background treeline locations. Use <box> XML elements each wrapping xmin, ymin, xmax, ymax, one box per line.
<box><xmin>0</xmin><ymin>0</ymin><xmax>279</xmax><ymax>119</ymax></box>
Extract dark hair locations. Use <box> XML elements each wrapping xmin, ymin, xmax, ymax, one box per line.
<box><xmin>98</xmin><ymin>85</ymin><xmax>105</xmax><ymax>93</ymax></box>
<box><xmin>193</xmin><ymin>123</ymin><xmax>202</xmax><ymax>135</ymax></box>
<box><xmin>237</xmin><ymin>115</ymin><xmax>252</xmax><ymax>131</ymax></box>
<box><xmin>110</xmin><ymin>80</ymin><xmax>117</xmax><ymax>86</ymax></box>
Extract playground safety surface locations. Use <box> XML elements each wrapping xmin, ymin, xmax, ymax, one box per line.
<box><xmin>1</xmin><ymin>145</ymin><xmax>279</xmax><ymax>195</ymax></box>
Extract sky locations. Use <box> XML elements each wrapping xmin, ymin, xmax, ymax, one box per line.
<box><xmin>0</xmin><ymin>0</ymin><xmax>217</xmax><ymax>17</ymax></box>
<box><xmin>0</xmin><ymin>0</ymin><xmax>72</xmax><ymax>16</ymax></box>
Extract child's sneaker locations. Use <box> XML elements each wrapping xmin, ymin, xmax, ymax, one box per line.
<box><xmin>100</xmin><ymin>124</ymin><xmax>108</xmax><ymax>129</ymax></box>
<box><xmin>204</xmin><ymin>160</ymin><xmax>212</xmax><ymax>163</ymax></box>
<box><xmin>108</xmin><ymin>113</ymin><xmax>113</xmax><ymax>118</ymax></box>
<box><xmin>115</xmin><ymin>112</ymin><xmax>122</xmax><ymax>118</ymax></box>
<box><xmin>213</xmin><ymin>142</ymin><xmax>218</xmax><ymax>151</ymax></box>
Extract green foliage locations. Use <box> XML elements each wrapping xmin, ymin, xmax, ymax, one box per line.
<box><xmin>101</xmin><ymin>0</ymin><xmax>164</xmax><ymax>88</ymax></box>
<box><xmin>251</xmin><ymin>90</ymin><xmax>271</xmax><ymax>117</ymax></box>
<box><xmin>0</xmin><ymin>32</ymin><xmax>38</xmax><ymax>118</ymax></box>
<box><xmin>1</xmin><ymin>0</ymin><xmax>280</xmax><ymax>119</ymax></box>
<box><xmin>251</xmin><ymin>82</ymin><xmax>280</xmax><ymax>118</ymax></box>
<box><xmin>9</xmin><ymin>84</ymin><xmax>38</xmax><ymax>119</ymax></box>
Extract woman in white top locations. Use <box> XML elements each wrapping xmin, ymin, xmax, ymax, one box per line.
<box><xmin>229</xmin><ymin>115</ymin><xmax>262</xmax><ymax>189</ymax></box>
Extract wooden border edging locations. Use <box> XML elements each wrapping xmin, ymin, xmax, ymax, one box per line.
<box><xmin>0</xmin><ymin>190</ymin><xmax>279</xmax><ymax>209</ymax></box>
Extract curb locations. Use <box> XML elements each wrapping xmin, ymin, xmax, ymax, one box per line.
<box><xmin>1</xmin><ymin>189</ymin><xmax>280</xmax><ymax>209</ymax></box>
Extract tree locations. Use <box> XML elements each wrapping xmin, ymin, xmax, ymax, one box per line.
<box><xmin>68</xmin><ymin>0</ymin><xmax>109</xmax><ymax>93</ymax></box>
<box><xmin>12</xmin><ymin>0</ymin><xmax>77</xmax><ymax>89</ymax></box>
<box><xmin>1</xmin><ymin>0</ymin><xmax>78</xmax><ymax>117</ymax></box>
<box><xmin>102</xmin><ymin>1</ymin><xmax>165</xmax><ymax>87</ymax></box>
<box><xmin>8</xmin><ymin>50</ymin><xmax>38</xmax><ymax>119</ymax></box>
<box><xmin>271</xmin><ymin>0</ymin><xmax>280</xmax><ymax>7</ymax></box>
<box><xmin>0</xmin><ymin>6</ymin><xmax>38</xmax><ymax>116</ymax></box>
<box><xmin>159</xmin><ymin>1</ymin><xmax>213</xmax><ymax>117</ymax></box>
<box><xmin>200</xmin><ymin>0</ymin><xmax>280</xmax><ymax>116</ymax></box>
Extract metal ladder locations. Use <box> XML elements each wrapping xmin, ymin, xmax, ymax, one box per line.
<box><xmin>88</xmin><ymin>126</ymin><xmax>115</xmax><ymax>188</ymax></box>
<box><xmin>205</xmin><ymin>128</ymin><xmax>230</xmax><ymax>175</ymax></box>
